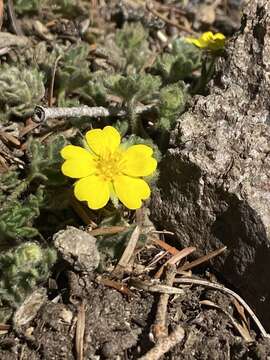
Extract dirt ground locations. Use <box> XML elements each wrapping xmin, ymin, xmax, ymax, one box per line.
<box><xmin>1</xmin><ymin>262</ymin><xmax>270</xmax><ymax>359</ymax></box>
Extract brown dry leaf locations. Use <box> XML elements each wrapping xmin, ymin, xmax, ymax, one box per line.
<box><xmin>0</xmin><ymin>323</ymin><xmax>10</xmax><ymax>335</ymax></box>
<box><xmin>232</xmin><ymin>298</ymin><xmax>251</xmax><ymax>337</ymax></box>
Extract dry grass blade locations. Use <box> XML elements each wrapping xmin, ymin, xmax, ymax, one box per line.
<box><xmin>70</xmin><ymin>195</ymin><xmax>97</xmax><ymax>227</ymax></box>
<box><xmin>155</xmin><ymin>247</ymin><xmax>196</xmax><ymax>279</ymax></box>
<box><xmin>130</xmin><ymin>278</ymin><xmax>184</xmax><ymax>295</ymax></box>
<box><xmin>88</xmin><ymin>225</ymin><xmax>128</xmax><ymax>237</ymax></box>
<box><xmin>178</xmin><ymin>246</ymin><xmax>227</xmax><ymax>272</ymax></box>
<box><xmin>48</xmin><ymin>55</ymin><xmax>62</xmax><ymax>107</ymax></box>
<box><xmin>232</xmin><ymin>298</ymin><xmax>251</xmax><ymax>338</ymax></box>
<box><xmin>200</xmin><ymin>300</ymin><xmax>253</xmax><ymax>342</ymax></box>
<box><xmin>114</xmin><ymin>225</ymin><xmax>141</xmax><ymax>274</ymax></box>
<box><xmin>75</xmin><ymin>300</ymin><xmax>86</xmax><ymax>360</ymax></box>
<box><xmin>174</xmin><ymin>277</ymin><xmax>268</xmax><ymax>338</ymax></box>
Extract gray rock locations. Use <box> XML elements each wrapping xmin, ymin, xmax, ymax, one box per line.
<box><xmin>53</xmin><ymin>226</ymin><xmax>100</xmax><ymax>272</ymax></box>
<box><xmin>151</xmin><ymin>0</ymin><xmax>270</xmax><ymax>329</ymax></box>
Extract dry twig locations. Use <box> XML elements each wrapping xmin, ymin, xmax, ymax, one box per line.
<box><xmin>153</xmin><ymin>264</ymin><xmax>177</xmax><ymax>340</ymax></box>
<box><xmin>138</xmin><ymin>324</ymin><xmax>185</xmax><ymax>360</ymax></box>
<box><xmin>33</xmin><ymin>104</ymin><xmax>155</xmax><ymax>123</ymax></box>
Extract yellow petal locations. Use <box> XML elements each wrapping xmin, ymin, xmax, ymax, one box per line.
<box><xmin>122</xmin><ymin>145</ymin><xmax>157</xmax><ymax>177</ymax></box>
<box><xmin>186</xmin><ymin>32</ymin><xmax>225</xmax><ymax>50</ymax></box>
<box><xmin>61</xmin><ymin>145</ymin><xmax>96</xmax><ymax>178</ymax></box>
<box><xmin>113</xmin><ymin>175</ymin><xmax>150</xmax><ymax>209</ymax></box>
<box><xmin>74</xmin><ymin>176</ymin><xmax>110</xmax><ymax>209</ymax></box>
<box><xmin>61</xmin><ymin>145</ymin><xmax>93</xmax><ymax>160</ymax></box>
<box><xmin>214</xmin><ymin>33</ymin><xmax>225</xmax><ymax>41</ymax></box>
<box><xmin>201</xmin><ymin>32</ymin><xmax>214</xmax><ymax>43</ymax></box>
<box><xmin>85</xmin><ymin>126</ymin><xmax>121</xmax><ymax>155</ymax></box>
<box><xmin>186</xmin><ymin>37</ymin><xmax>207</xmax><ymax>48</ymax></box>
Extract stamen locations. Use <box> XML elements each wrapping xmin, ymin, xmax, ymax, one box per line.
<box><xmin>95</xmin><ymin>151</ymin><xmax>125</xmax><ymax>181</ymax></box>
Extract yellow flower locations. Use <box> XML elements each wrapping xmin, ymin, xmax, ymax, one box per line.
<box><xmin>61</xmin><ymin>126</ymin><xmax>157</xmax><ymax>210</ymax></box>
<box><xmin>186</xmin><ymin>31</ymin><xmax>225</xmax><ymax>51</ymax></box>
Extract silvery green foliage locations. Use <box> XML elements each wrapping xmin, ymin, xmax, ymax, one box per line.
<box><xmin>0</xmin><ymin>135</ymin><xmax>68</xmax><ymax>244</ymax></box>
<box><xmin>115</xmin><ymin>23</ymin><xmax>151</xmax><ymax>73</ymax></box>
<box><xmin>154</xmin><ymin>39</ymin><xmax>202</xmax><ymax>83</ymax></box>
<box><xmin>14</xmin><ymin>0</ymin><xmax>41</xmax><ymax>14</ymax></box>
<box><xmin>14</xmin><ymin>0</ymin><xmax>88</xmax><ymax>16</ymax></box>
<box><xmin>105</xmin><ymin>74</ymin><xmax>161</xmax><ymax>104</ymax></box>
<box><xmin>105</xmin><ymin>74</ymin><xmax>161</xmax><ymax>135</ymax></box>
<box><xmin>77</xmin><ymin>71</ymin><xmax>108</xmax><ymax>107</ymax></box>
<box><xmin>0</xmin><ymin>65</ymin><xmax>45</xmax><ymax>119</ymax></box>
<box><xmin>24</xmin><ymin>42</ymin><xmax>62</xmax><ymax>81</ymax></box>
<box><xmin>0</xmin><ymin>171</ymin><xmax>43</xmax><ymax>244</ymax></box>
<box><xmin>0</xmin><ymin>242</ymin><xmax>56</xmax><ymax>309</ymax></box>
<box><xmin>27</xmin><ymin>135</ymin><xmax>67</xmax><ymax>185</ymax></box>
<box><xmin>52</xmin><ymin>0</ymin><xmax>89</xmax><ymax>17</ymax></box>
<box><xmin>56</xmin><ymin>43</ymin><xmax>92</xmax><ymax>105</ymax></box>
<box><xmin>158</xmin><ymin>82</ymin><xmax>188</xmax><ymax>130</ymax></box>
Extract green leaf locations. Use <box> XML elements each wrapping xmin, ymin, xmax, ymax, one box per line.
<box><xmin>0</xmin><ymin>243</ymin><xmax>57</xmax><ymax>308</ymax></box>
<box><xmin>153</xmin><ymin>39</ymin><xmax>202</xmax><ymax>83</ymax></box>
<box><xmin>105</xmin><ymin>74</ymin><xmax>161</xmax><ymax>104</ymax></box>
<box><xmin>115</xmin><ymin>23</ymin><xmax>150</xmax><ymax>72</ymax></box>
<box><xmin>158</xmin><ymin>82</ymin><xmax>188</xmax><ymax>130</ymax></box>
<box><xmin>0</xmin><ymin>65</ymin><xmax>45</xmax><ymax>120</ymax></box>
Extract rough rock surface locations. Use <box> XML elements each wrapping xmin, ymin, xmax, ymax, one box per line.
<box><xmin>53</xmin><ymin>226</ymin><xmax>100</xmax><ymax>272</ymax></box>
<box><xmin>151</xmin><ymin>0</ymin><xmax>270</xmax><ymax>329</ymax></box>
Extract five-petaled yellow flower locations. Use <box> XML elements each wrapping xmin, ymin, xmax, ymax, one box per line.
<box><xmin>186</xmin><ymin>31</ymin><xmax>225</xmax><ymax>51</ymax></box>
<box><xmin>61</xmin><ymin>126</ymin><xmax>157</xmax><ymax>210</ymax></box>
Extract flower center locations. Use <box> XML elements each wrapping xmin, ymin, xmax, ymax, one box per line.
<box><xmin>95</xmin><ymin>150</ymin><xmax>125</xmax><ymax>181</ymax></box>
